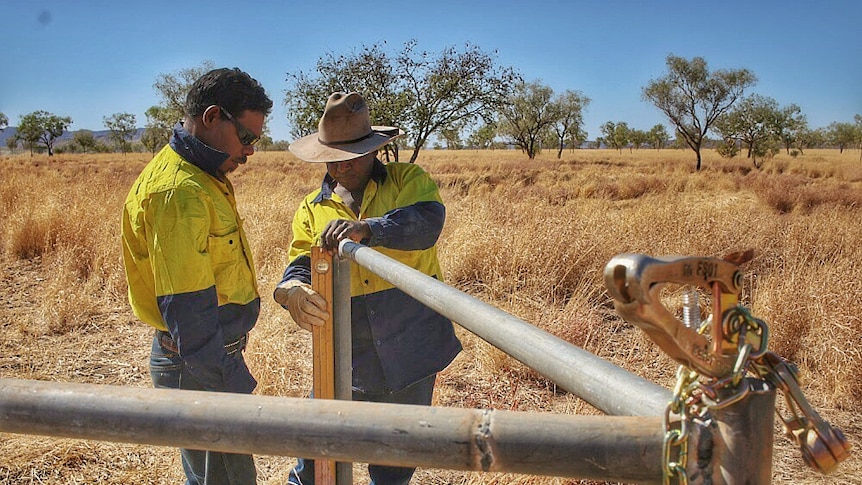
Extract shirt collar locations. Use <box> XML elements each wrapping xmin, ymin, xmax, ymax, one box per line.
<box><xmin>312</xmin><ymin>158</ymin><xmax>389</xmax><ymax>204</ymax></box>
<box><xmin>169</xmin><ymin>122</ymin><xmax>230</xmax><ymax>178</ymax></box>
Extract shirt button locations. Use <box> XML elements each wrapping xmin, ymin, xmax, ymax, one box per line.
<box><xmin>375</xmin><ymin>339</ymin><xmax>382</xmax><ymax>346</ymax></box>
<box><xmin>364</xmin><ymin>279</ymin><xmax>370</xmax><ymax>285</ymax></box>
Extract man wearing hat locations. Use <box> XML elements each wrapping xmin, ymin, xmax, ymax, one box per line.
<box><xmin>274</xmin><ymin>92</ymin><xmax>462</xmax><ymax>485</ymax></box>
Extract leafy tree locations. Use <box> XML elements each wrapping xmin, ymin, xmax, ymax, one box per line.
<box><xmin>0</xmin><ymin>112</ymin><xmax>8</xmax><ymax>131</ymax></box>
<box><xmin>257</xmin><ymin>134</ymin><xmax>274</xmax><ymax>151</ymax></box>
<box><xmin>643</xmin><ymin>54</ymin><xmax>756</xmax><ymax>170</ymax></box>
<box><xmin>396</xmin><ymin>40</ymin><xmax>519</xmax><ymax>162</ymax></box>
<box><xmin>467</xmin><ymin>122</ymin><xmax>498</xmax><ymax>149</ymax></box>
<box><xmin>284</xmin><ymin>40</ymin><xmax>518</xmax><ymax>163</ymax></box>
<box><xmin>628</xmin><ymin>129</ymin><xmax>649</xmax><ymax>151</ymax></box>
<box><xmin>498</xmin><ymin>80</ymin><xmax>557</xmax><ymax>159</ymax></box>
<box><xmin>713</xmin><ymin>94</ymin><xmax>782</xmax><ymax>167</ymax></box>
<box><xmin>826</xmin><ymin>121</ymin><xmax>858</xmax><ymax>153</ymax></box>
<box><xmin>141</xmin><ymin>106</ymin><xmax>173</xmax><ymax>156</ymax></box>
<box><xmin>715</xmin><ymin>138</ymin><xmax>741</xmax><ymax>158</ymax></box>
<box><xmin>600</xmin><ymin>121</ymin><xmax>631</xmax><ymax>153</ymax></box>
<box><xmin>270</xmin><ymin>140</ymin><xmax>291</xmax><ymax>151</ymax></box>
<box><xmin>140</xmin><ymin>128</ymin><xmax>163</xmax><ymax>156</ymax></box>
<box><xmin>285</xmin><ymin>43</ymin><xmax>407</xmax><ymax>142</ymax></box>
<box><xmin>152</xmin><ymin>61</ymin><xmax>215</xmax><ymax>124</ymax></box>
<box><xmin>104</xmin><ymin>112</ymin><xmax>137</xmax><ymax>154</ymax></box>
<box><xmin>647</xmin><ymin>124</ymin><xmax>670</xmax><ymax>150</ymax></box>
<box><xmin>6</xmin><ymin>135</ymin><xmax>19</xmax><ymax>152</ymax></box>
<box><xmin>771</xmin><ymin>103</ymin><xmax>807</xmax><ymax>154</ymax></box>
<box><xmin>72</xmin><ymin>130</ymin><xmax>99</xmax><ymax>153</ymax></box>
<box><xmin>795</xmin><ymin>127</ymin><xmax>826</xmax><ymax>152</ymax></box>
<box><xmin>16</xmin><ymin>110</ymin><xmax>72</xmax><ymax>156</ymax></box>
<box><xmin>551</xmin><ymin>90</ymin><xmax>590</xmax><ymax>158</ymax></box>
<box><xmin>141</xmin><ymin>62</ymin><xmax>215</xmax><ymax>157</ymax></box>
<box><xmin>439</xmin><ymin>122</ymin><xmax>464</xmax><ymax>150</ymax></box>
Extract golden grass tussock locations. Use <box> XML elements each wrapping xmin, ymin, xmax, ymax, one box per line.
<box><xmin>1</xmin><ymin>148</ymin><xmax>861</xmax><ymax>484</ymax></box>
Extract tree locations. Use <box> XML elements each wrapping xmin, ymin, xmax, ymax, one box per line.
<box><xmin>152</xmin><ymin>61</ymin><xmax>215</xmax><ymax>124</ymax></box>
<box><xmin>647</xmin><ymin>124</ymin><xmax>670</xmax><ymax>150</ymax></box>
<box><xmin>257</xmin><ymin>134</ymin><xmax>274</xmax><ymax>151</ymax></box>
<box><xmin>795</xmin><ymin>127</ymin><xmax>825</xmax><ymax>152</ymax></box>
<box><xmin>285</xmin><ymin>43</ymin><xmax>407</xmax><ymax>142</ymax></box>
<box><xmin>467</xmin><ymin>122</ymin><xmax>498</xmax><ymax>149</ymax></box>
<box><xmin>104</xmin><ymin>112</ymin><xmax>137</xmax><ymax>154</ymax></box>
<box><xmin>16</xmin><ymin>110</ymin><xmax>72</xmax><ymax>156</ymax></box>
<box><xmin>141</xmin><ymin>106</ymin><xmax>173</xmax><ymax>156</ymax></box>
<box><xmin>643</xmin><ymin>54</ymin><xmax>756</xmax><ymax>170</ymax></box>
<box><xmin>397</xmin><ymin>40</ymin><xmax>519</xmax><ymax>162</ymax></box>
<box><xmin>772</xmin><ymin>103</ymin><xmax>807</xmax><ymax>154</ymax></box>
<box><xmin>0</xmin><ymin>112</ymin><xmax>8</xmax><ymax>131</ymax></box>
<box><xmin>826</xmin><ymin>121</ymin><xmax>858</xmax><ymax>153</ymax></box>
<box><xmin>628</xmin><ymin>129</ymin><xmax>649</xmax><ymax>151</ymax></box>
<box><xmin>551</xmin><ymin>90</ymin><xmax>590</xmax><ymax>158</ymax></box>
<box><xmin>284</xmin><ymin>40</ymin><xmax>518</xmax><ymax>163</ymax></box>
<box><xmin>498</xmin><ymin>80</ymin><xmax>557</xmax><ymax>159</ymax></box>
<box><xmin>72</xmin><ymin>130</ymin><xmax>99</xmax><ymax>153</ymax></box>
<box><xmin>6</xmin><ymin>135</ymin><xmax>18</xmax><ymax>152</ymax></box>
<box><xmin>600</xmin><ymin>121</ymin><xmax>631</xmax><ymax>153</ymax></box>
<box><xmin>713</xmin><ymin>94</ymin><xmax>781</xmax><ymax>167</ymax></box>
<box><xmin>439</xmin><ymin>122</ymin><xmax>464</xmax><ymax>150</ymax></box>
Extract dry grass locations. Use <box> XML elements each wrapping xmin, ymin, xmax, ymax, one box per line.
<box><xmin>1</xmin><ymin>148</ymin><xmax>861</xmax><ymax>484</ymax></box>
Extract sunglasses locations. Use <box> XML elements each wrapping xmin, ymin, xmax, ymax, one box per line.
<box><xmin>220</xmin><ymin>106</ymin><xmax>260</xmax><ymax>146</ymax></box>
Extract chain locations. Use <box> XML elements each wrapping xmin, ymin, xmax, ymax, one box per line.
<box><xmin>663</xmin><ymin>304</ymin><xmax>850</xmax><ymax>479</ymax></box>
<box><xmin>662</xmin><ymin>308</ymin><xmax>765</xmax><ymax>483</ymax></box>
<box><xmin>662</xmin><ymin>366</ymin><xmax>699</xmax><ymax>485</ymax></box>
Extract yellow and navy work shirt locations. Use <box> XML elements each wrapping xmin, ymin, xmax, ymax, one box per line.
<box><xmin>280</xmin><ymin>160</ymin><xmax>462</xmax><ymax>393</ymax></box>
<box><xmin>122</xmin><ymin>124</ymin><xmax>259</xmax><ymax>393</ymax></box>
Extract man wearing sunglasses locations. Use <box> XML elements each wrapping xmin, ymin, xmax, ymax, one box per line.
<box><xmin>122</xmin><ymin>67</ymin><xmax>272</xmax><ymax>485</ymax></box>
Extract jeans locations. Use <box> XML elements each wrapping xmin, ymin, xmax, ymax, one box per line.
<box><xmin>288</xmin><ymin>374</ymin><xmax>437</xmax><ymax>485</ymax></box>
<box><xmin>149</xmin><ymin>335</ymin><xmax>257</xmax><ymax>485</ymax></box>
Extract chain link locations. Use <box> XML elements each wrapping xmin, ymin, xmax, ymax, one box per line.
<box><xmin>662</xmin><ymin>306</ymin><xmax>768</xmax><ymax>483</ymax></box>
<box><xmin>662</xmin><ymin>304</ymin><xmax>850</xmax><ymax>479</ymax></box>
<box><xmin>662</xmin><ymin>367</ymin><xmax>699</xmax><ymax>485</ymax></box>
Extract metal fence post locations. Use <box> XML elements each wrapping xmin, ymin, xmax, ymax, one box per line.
<box><xmin>332</xmin><ymin>253</ymin><xmax>353</xmax><ymax>484</ymax></box>
<box><xmin>686</xmin><ymin>378</ymin><xmax>776</xmax><ymax>484</ymax></box>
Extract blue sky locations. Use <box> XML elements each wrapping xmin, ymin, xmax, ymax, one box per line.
<box><xmin>2</xmin><ymin>0</ymin><xmax>860</xmax><ymax>143</ymax></box>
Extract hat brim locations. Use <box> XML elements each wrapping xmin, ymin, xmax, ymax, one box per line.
<box><xmin>289</xmin><ymin>127</ymin><xmax>404</xmax><ymax>163</ymax></box>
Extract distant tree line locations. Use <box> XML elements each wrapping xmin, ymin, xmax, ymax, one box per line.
<box><xmin>3</xmin><ymin>48</ymin><xmax>861</xmax><ymax>169</ymax></box>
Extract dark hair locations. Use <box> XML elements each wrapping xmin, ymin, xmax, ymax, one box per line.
<box><xmin>185</xmin><ymin>67</ymin><xmax>273</xmax><ymax>118</ymax></box>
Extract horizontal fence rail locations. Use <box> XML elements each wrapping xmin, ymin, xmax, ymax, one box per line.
<box><xmin>339</xmin><ymin>241</ymin><xmax>672</xmax><ymax>417</ymax></box>
<box><xmin>0</xmin><ymin>378</ymin><xmax>664</xmax><ymax>483</ymax></box>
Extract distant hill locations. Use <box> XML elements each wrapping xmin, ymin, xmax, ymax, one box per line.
<box><xmin>0</xmin><ymin>127</ymin><xmax>145</xmax><ymax>147</ymax></box>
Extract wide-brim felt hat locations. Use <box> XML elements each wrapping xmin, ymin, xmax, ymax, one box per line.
<box><xmin>289</xmin><ymin>92</ymin><xmax>404</xmax><ymax>163</ymax></box>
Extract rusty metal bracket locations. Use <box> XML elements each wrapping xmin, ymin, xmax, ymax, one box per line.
<box><xmin>603</xmin><ymin>253</ymin><xmax>750</xmax><ymax>378</ymax></box>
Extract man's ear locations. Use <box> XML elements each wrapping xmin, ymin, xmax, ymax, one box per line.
<box><xmin>202</xmin><ymin>105</ymin><xmax>221</xmax><ymax>127</ymax></box>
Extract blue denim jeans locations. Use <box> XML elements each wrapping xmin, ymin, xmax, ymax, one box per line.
<box><xmin>288</xmin><ymin>374</ymin><xmax>437</xmax><ymax>485</ymax></box>
<box><xmin>149</xmin><ymin>334</ymin><xmax>257</xmax><ymax>485</ymax></box>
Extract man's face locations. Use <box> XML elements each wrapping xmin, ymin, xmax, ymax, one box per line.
<box><xmin>198</xmin><ymin>106</ymin><xmax>265</xmax><ymax>176</ymax></box>
<box><xmin>326</xmin><ymin>152</ymin><xmax>375</xmax><ymax>193</ymax></box>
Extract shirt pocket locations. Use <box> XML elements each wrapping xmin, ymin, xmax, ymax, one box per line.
<box><xmin>208</xmin><ymin>230</ymin><xmax>257</xmax><ymax>305</ymax></box>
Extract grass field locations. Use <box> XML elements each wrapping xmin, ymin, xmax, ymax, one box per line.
<box><xmin>1</xmin><ymin>147</ymin><xmax>861</xmax><ymax>484</ymax></box>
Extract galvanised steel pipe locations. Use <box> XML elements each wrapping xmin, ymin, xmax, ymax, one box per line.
<box><xmin>339</xmin><ymin>240</ymin><xmax>672</xmax><ymax>417</ymax></box>
<box><xmin>332</xmin><ymin>254</ymin><xmax>354</xmax><ymax>484</ymax></box>
<box><xmin>0</xmin><ymin>378</ymin><xmax>664</xmax><ymax>483</ymax></box>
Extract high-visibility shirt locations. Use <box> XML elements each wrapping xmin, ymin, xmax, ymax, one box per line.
<box><xmin>280</xmin><ymin>160</ymin><xmax>462</xmax><ymax>393</ymax></box>
<box><xmin>122</xmin><ymin>125</ymin><xmax>259</xmax><ymax>393</ymax></box>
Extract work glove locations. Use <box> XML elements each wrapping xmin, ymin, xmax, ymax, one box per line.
<box><xmin>273</xmin><ymin>281</ymin><xmax>329</xmax><ymax>332</ymax></box>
